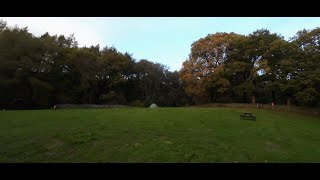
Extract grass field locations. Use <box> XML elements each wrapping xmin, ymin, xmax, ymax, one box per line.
<box><xmin>0</xmin><ymin>107</ymin><xmax>320</xmax><ymax>162</ymax></box>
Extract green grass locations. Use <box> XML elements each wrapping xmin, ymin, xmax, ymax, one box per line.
<box><xmin>0</xmin><ymin>107</ymin><xmax>320</xmax><ymax>162</ymax></box>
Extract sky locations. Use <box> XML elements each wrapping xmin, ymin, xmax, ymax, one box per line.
<box><xmin>2</xmin><ymin>17</ymin><xmax>320</xmax><ymax>71</ymax></box>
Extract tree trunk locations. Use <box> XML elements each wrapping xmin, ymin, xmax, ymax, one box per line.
<box><xmin>272</xmin><ymin>91</ymin><xmax>276</xmax><ymax>104</ymax></box>
<box><xmin>144</xmin><ymin>84</ymin><xmax>148</xmax><ymax>103</ymax></box>
<box><xmin>243</xmin><ymin>92</ymin><xmax>247</xmax><ymax>103</ymax></box>
<box><xmin>82</xmin><ymin>90</ymin><xmax>87</xmax><ymax>104</ymax></box>
<box><xmin>251</xmin><ymin>95</ymin><xmax>255</xmax><ymax>104</ymax></box>
<box><xmin>149</xmin><ymin>83</ymin><xmax>152</xmax><ymax>103</ymax></box>
<box><xmin>151</xmin><ymin>84</ymin><xmax>155</xmax><ymax>103</ymax></box>
<box><xmin>210</xmin><ymin>89</ymin><xmax>214</xmax><ymax>103</ymax></box>
<box><xmin>287</xmin><ymin>96</ymin><xmax>291</xmax><ymax>106</ymax></box>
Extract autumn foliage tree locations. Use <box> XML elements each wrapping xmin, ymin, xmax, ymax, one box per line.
<box><xmin>180</xmin><ymin>28</ymin><xmax>320</xmax><ymax>107</ymax></box>
<box><xmin>1</xmin><ymin>18</ymin><xmax>319</xmax><ymax>109</ymax></box>
<box><xmin>180</xmin><ymin>33</ymin><xmax>241</xmax><ymax>103</ymax></box>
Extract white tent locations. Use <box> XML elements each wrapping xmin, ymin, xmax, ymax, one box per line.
<box><xmin>149</xmin><ymin>103</ymin><xmax>158</xmax><ymax>108</ymax></box>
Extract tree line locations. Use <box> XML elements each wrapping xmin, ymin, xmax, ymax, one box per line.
<box><xmin>180</xmin><ymin>28</ymin><xmax>320</xmax><ymax>107</ymax></box>
<box><xmin>0</xmin><ymin>20</ymin><xmax>188</xmax><ymax>109</ymax></box>
<box><xmin>0</xmin><ymin>19</ymin><xmax>319</xmax><ymax>109</ymax></box>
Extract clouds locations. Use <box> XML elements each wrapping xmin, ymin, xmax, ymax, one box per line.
<box><xmin>1</xmin><ymin>17</ymin><xmax>320</xmax><ymax>71</ymax></box>
<box><xmin>1</xmin><ymin>17</ymin><xmax>105</xmax><ymax>47</ymax></box>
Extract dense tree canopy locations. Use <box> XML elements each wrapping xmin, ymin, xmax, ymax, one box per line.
<box><xmin>0</xmin><ymin>19</ymin><xmax>319</xmax><ymax>109</ymax></box>
<box><xmin>0</xmin><ymin>20</ymin><xmax>188</xmax><ymax>109</ymax></box>
<box><xmin>180</xmin><ymin>28</ymin><xmax>320</xmax><ymax>107</ymax></box>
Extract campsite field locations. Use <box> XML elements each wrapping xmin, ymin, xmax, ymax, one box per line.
<box><xmin>0</xmin><ymin>107</ymin><xmax>320</xmax><ymax>162</ymax></box>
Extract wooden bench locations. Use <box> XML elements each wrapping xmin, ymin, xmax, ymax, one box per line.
<box><xmin>240</xmin><ymin>112</ymin><xmax>256</xmax><ymax>121</ymax></box>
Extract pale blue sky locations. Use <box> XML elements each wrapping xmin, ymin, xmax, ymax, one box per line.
<box><xmin>2</xmin><ymin>17</ymin><xmax>320</xmax><ymax>71</ymax></box>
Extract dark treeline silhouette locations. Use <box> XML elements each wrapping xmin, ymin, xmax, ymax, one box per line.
<box><xmin>0</xmin><ymin>19</ymin><xmax>319</xmax><ymax>109</ymax></box>
<box><xmin>0</xmin><ymin>20</ymin><xmax>188</xmax><ymax>109</ymax></box>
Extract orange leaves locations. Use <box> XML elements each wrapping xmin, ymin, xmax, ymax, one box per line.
<box><xmin>180</xmin><ymin>33</ymin><xmax>243</xmax><ymax>99</ymax></box>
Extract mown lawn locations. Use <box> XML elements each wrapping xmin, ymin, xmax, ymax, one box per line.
<box><xmin>0</xmin><ymin>107</ymin><xmax>319</xmax><ymax>162</ymax></box>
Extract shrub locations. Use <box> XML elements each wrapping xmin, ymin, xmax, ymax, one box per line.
<box><xmin>130</xmin><ymin>100</ymin><xmax>145</xmax><ymax>107</ymax></box>
<box><xmin>295</xmin><ymin>88</ymin><xmax>318</xmax><ymax>106</ymax></box>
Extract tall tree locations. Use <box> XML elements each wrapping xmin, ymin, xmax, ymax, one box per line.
<box><xmin>180</xmin><ymin>33</ymin><xmax>241</xmax><ymax>103</ymax></box>
<box><xmin>290</xmin><ymin>27</ymin><xmax>320</xmax><ymax>106</ymax></box>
